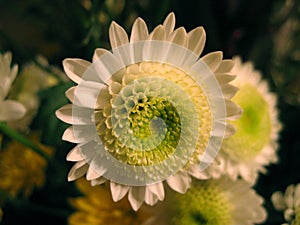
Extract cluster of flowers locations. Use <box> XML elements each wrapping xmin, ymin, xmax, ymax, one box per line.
<box><xmin>0</xmin><ymin>12</ymin><xmax>297</xmax><ymax>225</ymax></box>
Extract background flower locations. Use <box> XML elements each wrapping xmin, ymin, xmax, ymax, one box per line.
<box><xmin>0</xmin><ymin>133</ymin><xmax>53</xmax><ymax>197</ymax></box>
<box><xmin>211</xmin><ymin>56</ymin><xmax>282</xmax><ymax>184</ymax></box>
<box><xmin>0</xmin><ymin>52</ymin><xmax>26</xmax><ymax>122</ymax></box>
<box><xmin>148</xmin><ymin>177</ymin><xmax>267</xmax><ymax>225</ymax></box>
<box><xmin>271</xmin><ymin>183</ymin><xmax>300</xmax><ymax>225</ymax></box>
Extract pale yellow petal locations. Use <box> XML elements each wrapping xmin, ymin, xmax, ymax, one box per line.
<box><xmin>163</xmin><ymin>12</ymin><xmax>176</xmax><ymax>35</ymax></box>
<box><xmin>187</xmin><ymin>26</ymin><xmax>206</xmax><ymax>56</ymax></box>
<box><xmin>63</xmin><ymin>59</ymin><xmax>91</xmax><ymax>84</ymax></box>
<box><xmin>130</xmin><ymin>17</ymin><xmax>149</xmax><ymax>43</ymax></box>
<box><xmin>201</xmin><ymin>51</ymin><xmax>223</xmax><ymax>72</ymax></box>
<box><xmin>109</xmin><ymin>21</ymin><xmax>129</xmax><ymax>49</ymax></box>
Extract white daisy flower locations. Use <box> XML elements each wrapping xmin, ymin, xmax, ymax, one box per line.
<box><xmin>56</xmin><ymin>12</ymin><xmax>241</xmax><ymax>210</ymax></box>
<box><xmin>0</xmin><ymin>52</ymin><xmax>26</xmax><ymax>122</ymax></box>
<box><xmin>147</xmin><ymin>176</ymin><xmax>267</xmax><ymax>225</ymax></box>
<box><xmin>272</xmin><ymin>183</ymin><xmax>300</xmax><ymax>225</ymax></box>
<box><xmin>212</xmin><ymin>56</ymin><xmax>282</xmax><ymax>184</ymax></box>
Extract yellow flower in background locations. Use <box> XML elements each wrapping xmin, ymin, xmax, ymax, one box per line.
<box><xmin>68</xmin><ymin>178</ymin><xmax>152</xmax><ymax>225</ymax></box>
<box><xmin>272</xmin><ymin>183</ymin><xmax>300</xmax><ymax>225</ymax></box>
<box><xmin>0</xmin><ymin>52</ymin><xmax>26</xmax><ymax>122</ymax></box>
<box><xmin>211</xmin><ymin>56</ymin><xmax>282</xmax><ymax>184</ymax></box>
<box><xmin>56</xmin><ymin>12</ymin><xmax>241</xmax><ymax>210</ymax></box>
<box><xmin>148</xmin><ymin>177</ymin><xmax>267</xmax><ymax>225</ymax></box>
<box><xmin>0</xmin><ymin>133</ymin><xmax>53</xmax><ymax>197</ymax></box>
<box><xmin>7</xmin><ymin>55</ymin><xmax>65</xmax><ymax>131</ymax></box>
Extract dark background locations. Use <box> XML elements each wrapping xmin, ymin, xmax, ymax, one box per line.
<box><xmin>0</xmin><ymin>0</ymin><xmax>300</xmax><ymax>224</ymax></box>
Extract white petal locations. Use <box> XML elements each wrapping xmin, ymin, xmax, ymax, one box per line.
<box><xmin>225</xmin><ymin>99</ymin><xmax>242</xmax><ymax>119</ymax></box>
<box><xmin>91</xmin><ymin>177</ymin><xmax>107</xmax><ymax>186</ymax></box>
<box><xmin>0</xmin><ymin>100</ymin><xmax>26</xmax><ymax>121</ymax></box>
<box><xmin>65</xmin><ymin>86</ymin><xmax>76</xmax><ymax>103</ymax></box>
<box><xmin>221</xmin><ymin>84</ymin><xmax>239</xmax><ymax>99</ymax></box>
<box><xmin>148</xmin><ymin>25</ymin><xmax>166</xmax><ymax>41</ymax></box>
<box><xmin>130</xmin><ymin>17</ymin><xmax>149</xmax><ymax>43</ymax></box>
<box><xmin>166</xmin><ymin>171</ymin><xmax>191</xmax><ymax>194</ymax></box>
<box><xmin>63</xmin><ymin>59</ymin><xmax>91</xmax><ymax>84</ymax></box>
<box><xmin>147</xmin><ymin>182</ymin><xmax>165</xmax><ymax>201</ymax></box>
<box><xmin>66</xmin><ymin>146</ymin><xmax>84</xmax><ymax>162</ymax></box>
<box><xmin>144</xmin><ymin>188</ymin><xmax>159</xmax><ymax>206</ymax></box>
<box><xmin>187</xmin><ymin>26</ymin><xmax>206</xmax><ymax>56</ymax></box>
<box><xmin>128</xmin><ymin>186</ymin><xmax>145</xmax><ymax>211</ymax></box>
<box><xmin>110</xmin><ymin>182</ymin><xmax>130</xmax><ymax>202</ymax></box>
<box><xmin>55</xmin><ymin>104</ymin><xmax>94</xmax><ymax>125</ymax></box>
<box><xmin>215</xmin><ymin>73</ymin><xmax>236</xmax><ymax>84</ymax></box>
<box><xmin>86</xmin><ymin>166</ymin><xmax>101</xmax><ymax>180</ymax></box>
<box><xmin>92</xmin><ymin>48</ymin><xmax>125</xmax><ymax>83</ymax></box>
<box><xmin>215</xmin><ymin>59</ymin><xmax>234</xmax><ymax>73</ymax></box>
<box><xmin>163</xmin><ymin>12</ymin><xmax>176</xmax><ymax>36</ymax></box>
<box><xmin>109</xmin><ymin>21</ymin><xmax>129</xmax><ymax>49</ymax></box>
<box><xmin>201</xmin><ymin>51</ymin><xmax>223</xmax><ymax>72</ymax></box>
<box><xmin>68</xmin><ymin>160</ymin><xmax>88</xmax><ymax>181</ymax></box>
<box><xmin>168</xmin><ymin>27</ymin><xmax>187</xmax><ymax>46</ymax></box>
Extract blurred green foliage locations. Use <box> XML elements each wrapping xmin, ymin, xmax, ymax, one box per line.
<box><xmin>0</xmin><ymin>0</ymin><xmax>300</xmax><ymax>224</ymax></box>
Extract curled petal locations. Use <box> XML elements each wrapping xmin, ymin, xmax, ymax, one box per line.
<box><xmin>110</xmin><ymin>182</ymin><xmax>130</xmax><ymax>202</ymax></box>
<box><xmin>163</xmin><ymin>12</ymin><xmax>176</xmax><ymax>36</ymax></box>
<box><xmin>68</xmin><ymin>161</ymin><xmax>88</xmax><ymax>181</ymax></box>
<box><xmin>130</xmin><ymin>17</ymin><xmax>149</xmax><ymax>43</ymax></box>
<box><xmin>109</xmin><ymin>21</ymin><xmax>129</xmax><ymax>49</ymax></box>
<box><xmin>166</xmin><ymin>171</ymin><xmax>191</xmax><ymax>194</ymax></box>
<box><xmin>187</xmin><ymin>26</ymin><xmax>206</xmax><ymax>56</ymax></box>
<box><xmin>201</xmin><ymin>51</ymin><xmax>223</xmax><ymax>72</ymax></box>
<box><xmin>63</xmin><ymin>59</ymin><xmax>91</xmax><ymax>84</ymax></box>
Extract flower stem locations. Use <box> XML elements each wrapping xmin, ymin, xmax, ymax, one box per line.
<box><xmin>0</xmin><ymin>122</ymin><xmax>51</xmax><ymax>161</ymax></box>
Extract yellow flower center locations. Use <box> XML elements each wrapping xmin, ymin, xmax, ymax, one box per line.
<box><xmin>168</xmin><ymin>180</ymin><xmax>233</xmax><ymax>225</ymax></box>
<box><xmin>96</xmin><ymin>62</ymin><xmax>212</xmax><ymax>167</ymax></box>
<box><xmin>222</xmin><ymin>83</ymin><xmax>272</xmax><ymax>161</ymax></box>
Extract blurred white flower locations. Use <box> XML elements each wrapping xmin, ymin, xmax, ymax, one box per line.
<box><xmin>0</xmin><ymin>52</ymin><xmax>26</xmax><ymax>122</ymax></box>
<box><xmin>211</xmin><ymin>56</ymin><xmax>282</xmax><ymax>184</ymax></box>
<box><xmin>147</xmin><ymin>176</ymin><xmax>267</xmax><ymax>225</ymax></box>
<box><xmin>272</xmin><ymin>183</ymin><xmax>300</xmax><ymax>225</ymax></box>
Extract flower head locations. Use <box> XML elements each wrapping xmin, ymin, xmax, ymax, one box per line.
<box><xmin>212</xmin><ymin>56</ymin><xmax>282</xmax><ymax>184</ymax></box>
<box><xmin>272</xmin><ymin>183</ymin><xmax>300</xmax><ymax>225</ymax></box>
<box><xmin>149</xmin><ymin>177</ymin><xmax>267</xmax><ymax>225</ymax></box>
<box><xmin>56</xmin><ymin>12</ymin><xmax>241</xmax><ymax>210</ymax></box>
<box><xmin>0</xmin><ymin>52</ymin><xmax>26</xmax><ymax>121</ymax></box>
<box><xmin>68</xmin><ymin>178</ymin><xmax>152</xmax><ymax>225</ymax></box>
<box><xmin>0</xmin><ymin>133</ymin><xmax>53</xmax><ymax>197</ymax></box>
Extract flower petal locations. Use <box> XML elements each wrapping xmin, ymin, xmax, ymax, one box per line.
<box><xmin>66</xmin><ymin>146</ymin><xmax>84</xmax><ymax>162</ymax></box>
<box><xmin>215</xmin><ymin>73</ymin><xmax>236</xmax><ymax>84</ymax></box>
<box><xmin>215</xmin><ymin>59</ymin><xmax>235</xmax><ymax>73</ymax></box>
<box><xmin>144</xmin><ymin>188</ymin><xmax>159</xmax><ymax>206</ymax></box>
<box><xmin>68</xmin><ymin>160</ymin><xmax>88</xmax><ymax>181</ymax></box>
<box><xmin>187</xmin><ymin>26</ymin><xmax>206</xmax><ymax>56</ymax></box>
<box><xmin>163</xmin><ymin>12</ymin><xmax>176</xmax><ymax>36</ymax></box>
<box><xmin>0</xmin><ymin>100</ymin><xmax>26</xmax><ymax>121</ymax></box>
<box><xmin>86</xmin><ymin>166</ymin><xmax>101</xmax><ymax>180</ymax></box>
<box><xmin>147</xmin><ymin>182</ymin><xmax>165</xmax><ymax>201</ymax></box>
<box><xmin>148</xmin><ymin>25</ymin><xmax>166</xmax><ymax>41</ymax></box>
<box><xmin>130</xmin><ymin>17</ymin><xmax>149</xmax><ymax>43</ymax></box>
<box><xmin>166</xmin><ymin>171</ymin><xmax>191</xmax><ymax>194</ymax></box>
<box><xmin>63</xmin><ymin>59</ymin><xmax>91</xmax><ymax>84</ymax></box>
<box><xmin>65</xmin><ymin>86</ymin><xmax>76</xmax><ymax>103</ymax></box>
<box><xmin>128</xmin><ymin>186</ymin><xmax>146</xmax><ymax>211</ymax></box>
<box><xmin>91</xmin><ymin>177</ymin><xmax>107</xmax><ymax>186</ymax></box>
<box><xmin>56</xmin><ymin>104</ymin><xmax>94</xmax><ymax>125</ymax></box>
<box><xmin>109</xmin><ymin>21</ymin><xmax>129</xmax><ymax>49</ymax></box>
<box><xmin>221</xmin><ymin>84</ymin><xmax>239</xmax><ymax>99</ymax></box>
<box><xmin>110</xmin><ymin>182</ymin><xmax>130</xmax><ymax>202</ymax></box>
<box><xmin>225</xmin><ymin>99</ymin><xmax>242</xmax><ymax>119</ymax></box>
<box><xmin>201</xmin><ymin>51</ymin><xmax>223</xmax><ymax>72</ymax></box>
